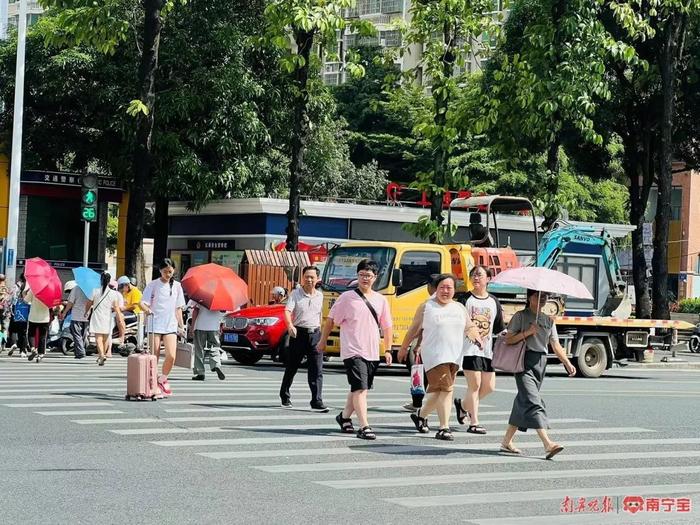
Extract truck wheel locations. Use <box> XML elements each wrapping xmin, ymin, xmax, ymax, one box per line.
<box><xmin>231</xmin><ymin>351</ymin><xmax>263</xmax><ymax>366</ymax></box>
<box><xmin>576</xmin><ymin>338</ymin><xmax>608</xmax><ymax>378</ymax></box>
<box><xmin>690</xmin><ymin>336</ymin><xmax>700</xmax><ymax>353</ymax></box>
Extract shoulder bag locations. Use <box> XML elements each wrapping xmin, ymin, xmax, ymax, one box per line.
<box><xmin>354</xmin><ymin>288</ymin><xmax>383</xmax><ymax>337</ymax></box>
<box><xmin>491</xmin><ymin>333</ymin><xmax>526</xmax><ymax>374</ymax></box>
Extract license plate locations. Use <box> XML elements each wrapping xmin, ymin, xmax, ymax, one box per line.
<box><xmin>223</xmin><ymin>333</ymin><xmax>238</xmax><ymax>343</ymax></box>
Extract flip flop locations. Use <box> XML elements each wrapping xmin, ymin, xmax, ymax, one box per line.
<box><xmin>467</xmin><ymin>424</ymin><xmax>487</xmax><ymax>435</ymax></box>
<box><xmin>499</xmin><ymin>443</ymin><xmax>522</xmax><ymax>455</ymax></box>
<box><xmin>545</xmin><ymin>444</ymin><xmax>564</xmax><ymax>460</ymax></box>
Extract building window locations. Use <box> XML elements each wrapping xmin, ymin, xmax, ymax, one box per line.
<box><xmin>358</xmin><ymin>0</ymin><xmax>380</xmax><ymax>16</ymax></box>
<box><xmin>671</xmin><ymin>186</ymin><xmax>682</xmax><ymax>220</ymax></box>
<box><xmin>380</xmin><ymin>30</ymin><xmax>401</xmax><ymax>47</ymax></box>
<box><xmin>381</xmin><ymin>0</ymin><xmax>403</xmax><ymax>14</ymax></box>
<box><xmin>397</xmin><ymin>251</ymin><xmax>442</xmax><ymax>295</ymax></box>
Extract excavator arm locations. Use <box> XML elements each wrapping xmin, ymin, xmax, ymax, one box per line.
<box><xmin>537</xmin><ymin>222</ymin><xmax>631</xmax><ymax>318</ymax></box>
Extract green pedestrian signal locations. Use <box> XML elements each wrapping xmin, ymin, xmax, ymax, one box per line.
<box><xmin>81</xmin><ymin>174</ymin><xmax>98</xmax><ymax>223</ymax></box>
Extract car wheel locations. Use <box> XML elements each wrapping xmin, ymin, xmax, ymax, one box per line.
<box><xmin>575</xmin><ymin>338</ymin><xmax>608</xmax><ymax>378</ymax></box>
<box><xmin>231</xmin><ymin>351</ymin><xmax>263</xmax><ymax>366</ymax></box>
<box><xmin>690</xmin><ymin>336</ymin><xmax>700</xmax><ymax>353</ymax></box>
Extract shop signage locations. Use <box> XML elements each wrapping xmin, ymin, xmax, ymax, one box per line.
<box><xmin>16</xmin><ymin>259</ymin><xmax>106</xmax><ymax>270</ymax></box>
<box><xmin>187</xmin><ymin>239</ymin><xmax>235</xmax><ymax>250</ymax></box>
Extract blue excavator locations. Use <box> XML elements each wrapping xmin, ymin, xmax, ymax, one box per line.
<box><xmin>536</xmin><ymin>221</ymin><xmax>633</xmax><ymax>318</ymax></box>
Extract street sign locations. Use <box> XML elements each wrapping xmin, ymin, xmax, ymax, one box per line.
<box><xmin>81</xmin><ymin>174</ymin><xmax>98</xmax><ymax>223</ymax></box>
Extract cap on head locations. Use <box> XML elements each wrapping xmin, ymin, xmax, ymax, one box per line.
<box><xmin>272</xmin><ymin>286</ymin><xmax>286</xmax><ymax>298</ymax></box>
<box><xmin>117</xmin><ymin>276</ymin><xmax>131</xmax><ymax>287</ymax></box>
<box><xmin>64</xmin><ymin>280</ymin><xmax>77</xmax><ymax>293</ymax></box>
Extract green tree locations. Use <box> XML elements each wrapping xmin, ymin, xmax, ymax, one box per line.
<box><xmin>262</xmin><ymin>0</ymin><xmax>373</xmax><ymax>250</ymax></box>
<box><xmin>394</xmin><ymin>0</ymin><xmax>500</xmax><ymax>242</ymax></box>
<box><xmin>40</xmin><ymin>0</ymin><xmax>185</xmax><ymax>279</ymax></box>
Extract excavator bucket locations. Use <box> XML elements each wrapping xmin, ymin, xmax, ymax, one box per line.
<box><xmin>600</xmin><ymin>287</ymin><xmax>633</xmax><ymax>319</ymax></box>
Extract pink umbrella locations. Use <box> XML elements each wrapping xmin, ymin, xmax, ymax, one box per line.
<box><xmin>491</xmin><ymin>266</ymin><xmax>593</xmax><ymax>300</ymax></box>
<box><xmin>24</xmin><ymin>257</ymin><xmax>63</xmax><ymax>307</ymax></box>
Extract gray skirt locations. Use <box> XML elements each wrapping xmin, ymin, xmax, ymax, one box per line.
<box><xmin>508</xmin><ymin>350</ymin><xmax>549</xmax><ymax>431</ymax></box>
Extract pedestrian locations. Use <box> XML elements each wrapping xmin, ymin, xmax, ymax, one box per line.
<box><xmin>0</xmin><ymin>274</ymin><xmax>11</xmax><ymax>349</ymax></box>
<box><xmin>25</xmin><ymin>287</ymin><xmax>51</xmax><ymax>363</ymax></box>
<box><xmin>61</xmin><ymin>281</ymin><xmax>89</xmax><ymax>359</ymax></box>
<box><xmin>400</xmin><ymin>274</ymin><xmax>480</xmax><ymax>440</ymax></box>
<box><xmin>139</xmin><ymin>258</ymin><xmax>187</xmax><ymax>396</ymax></box>
<box><xmin>454</xmin><ymin>265</ymin><xmax>505</xmax><ymax>434</ymax></box>
<box><xmin>269</xmin><ymin>286</ymin><xmax>287</xmax><ymax>305</ymax></box>
<box><xmin>279</xmin><ymin>265</ymin><xmax>326</xmax><ymax>411</ymax></box>
<box><xmin>7</xmin><ymin>274</ymin><xmax>29</xmax><ymax>357</ymax></box>
<box><xmin>318</xmin><ymin>259</ymin><xmax>393</xmax><ymax>440</ymax></box>
<box><xmin>86</xmin><ymin>272</ymin><xmax>125</xmax><ymax>366</ymax></box>
<box><xmin>500</xmin><ymin>289</ymin><xmax>576</xmax><ymax>459</ymax></box>
<box><xmin>398</xmin><ymin>276</ymin><xmax>438</xmax><ymax>413</ymax></box>
<box><xmin>117</xmin><ymin>275</ymin><xmax>142</xmax><ymax>314</ymax></box>
<box><xmin>189</xmin><ymin>300</ymin><xmax>226</xmax><ymax>381</ymax></box>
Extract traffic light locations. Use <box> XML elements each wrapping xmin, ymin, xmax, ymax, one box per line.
<box><xmin>81</xmin><ymin>174</ymin><xmax>98</xmax><ymax>222</ymax></box>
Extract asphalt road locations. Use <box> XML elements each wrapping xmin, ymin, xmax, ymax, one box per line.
<box><xmin>1</xmin><ymin>353</ymin><xmax>699</xmax><ymax>525</ymax></box>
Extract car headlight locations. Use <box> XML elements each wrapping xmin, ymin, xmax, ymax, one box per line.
<box><xmin>248</xmin><ymin>317</ymin><xmax>279</xmax><ymax>326</ymax></box>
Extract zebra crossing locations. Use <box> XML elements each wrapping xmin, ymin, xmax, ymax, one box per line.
<box><xmin>1</xmin><ymin>355</ymin><xmax>698</xmax><ymax>524</ymax></box>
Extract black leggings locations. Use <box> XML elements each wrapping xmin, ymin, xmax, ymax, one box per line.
<box><xmin>10</xmin><ymin>320</ymin><xmax>28</xmax><ymax>352</ymax></box>
<box><xmin>29</xmin><ymin>322</ymin><xmax>49</xmax><ymax>355</ymax></box>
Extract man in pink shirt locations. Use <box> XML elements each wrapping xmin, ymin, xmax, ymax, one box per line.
<box><xmin>317</xmin><ymin>259</ymin><xmax>393</xmax><ymax>440</ymax></box>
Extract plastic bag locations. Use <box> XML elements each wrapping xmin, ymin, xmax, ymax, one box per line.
<box><xmin>410</xmin><ymin>354</ymin><xmax>425</xmax><ymax>396</ymax></box>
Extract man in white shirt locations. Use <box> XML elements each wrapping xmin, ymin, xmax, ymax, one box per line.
<box><xmin>189</xmin><ymin>300</ymin><xmax>226</xmax><ymax>381</ymax></box>
<box><xmin>60</xmin><ymin>281</ymin><xmax>89</xmax><ymax>359</ymax></box>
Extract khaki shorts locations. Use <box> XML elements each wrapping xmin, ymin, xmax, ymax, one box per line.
<box><xmin>426</xmin><ymin>363</ymin><xmax>459</xmax><ymax>393</ymax></box>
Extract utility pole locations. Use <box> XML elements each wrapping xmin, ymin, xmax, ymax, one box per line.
<box><xmin>5</xmin><ymin>0</ymin><xmax>27</xmax><ymax>283</ymax></box>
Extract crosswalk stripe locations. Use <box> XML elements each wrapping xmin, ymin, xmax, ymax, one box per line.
<box><xmin>384</xmin><ymin>483</ymin><xmax>700</xmax><ymax>508</ymax></box>
<box><xmin>197</xmin><ymin>435</ymin><xmax>667</xmax><ymax>461</ymax></box>
<box><xmin>0</xmin><ymin>389</ymin><xmax>347</xmax><ymax>400</ymax></box>
<box><xmin>0</xmin><ymin>386</ymin><xmax>347</xmax><ymax>395</ymax></box>
<box><xmin>319</xmin><ymin>463</ymin><xmax>700</xmax><ymax>489</ymax></box>
<box><xmin>257</xmin><ymin>450</ymin><xmax>700</xmax><ymax>473</ymax></box>
<box><xmin>73</xmin><ymin>417</ymin><xmax>163</xmax><ymax>424</ymax></box>
<box><xmin>0</xmin><ymin>380</ymin><xmax>282</xmax><ymax>386</ymax></box>
<box><xmin>229</xmin><ymin>417</ymin><xmax>593</xmax><ymax>432</ymax></box>
<box><xmin>35</xmin><ymin>410</ymin><xmax>124</xmax><ymax>416</ymax></box>
<box><xmin>150</xmin><ymin>424</ymin><xmax>611</xmax><ymax>448</ymax></box>
<box><xmin>110</xmin><ymin>427</ymin><xmax>239</xmax><ymax>435</ymax></box>
<box><xmin>161</xmin><ymin>403</ymin><xmax>495</xmax><ymax>413</ymax></box>
<box><xmin>161</xmin><ymin>396</ymin><xmax>456</xmax><ymax>405</ymax></box>
<box><xmin>3</xmin><ymin>402</ymin><xmax>113</xmax><ymax>407</ymax></box>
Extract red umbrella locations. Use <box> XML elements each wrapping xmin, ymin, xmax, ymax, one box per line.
<box><xmin>181</xmin><ymin>263</ymin><xmax>248</xmax><ymax>311</ymax></box>
<box><xmin>24</xmin><ymin>257</ymin><xmax>63</xmax><ymax>307</ymax></box>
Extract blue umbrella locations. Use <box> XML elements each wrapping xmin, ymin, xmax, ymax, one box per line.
<box><xmin>72</xmin><ymin>266</ymin><xmax>100</xmax><ymax>297</ymax></box>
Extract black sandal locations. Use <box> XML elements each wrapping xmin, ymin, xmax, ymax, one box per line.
<box><xmin>335</xmin><ymin>412</ymin><xmax>354</xmax><ymax>434</ymax></box>
<box><xmin>357</xmin><ymin>426</ymin><xmax>376</xmax><ymax>440</ymax></box>
<box><xmin>467</xmin><ymin>424</ymin><xmax>487</xmax><ymax>435</ymax></box>
<box><xmin>453</xmin><ymin>398</ymin><xmax>470</xmax><ymax>425</ymax></box>
<box><xmin>410</xmin><ymin>412</ymin><xmax>430</xmax><ymax>433</ymax></box>
<box><xmin>435</xmin><ymin>428</ymin><xmax>454</xmax><ymax>441</ymax></box>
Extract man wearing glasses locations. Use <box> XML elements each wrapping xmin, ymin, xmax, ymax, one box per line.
<box><xmin>318</xmin><ymin>259</ymin><xmax>393</xmax><ymax>440</ymax></box>
<box><xmin>279</xmin><ymin>265</ymin><xmax>327</xmax><ymax>412</ymax></box>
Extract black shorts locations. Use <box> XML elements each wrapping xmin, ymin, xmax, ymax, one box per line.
<box><xmin>343</xmin><ymin>357</ymin><xmax>379</xmax><ymax>392</ymax></box>
<box><xmin>462</xmin><ymin>355</ymin><xmax>494</xmax><ymax>373</ymax></box>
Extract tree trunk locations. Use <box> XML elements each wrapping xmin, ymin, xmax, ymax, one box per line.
<box><xmin>428</xmin><ymin>22</ymin><xmax>456</xmax><ymax>243</ymax></box>
<box><xmin>652</xmin><ymin>14</ymin><xmax>684</xmax><ymax>320</ymax></box>
<box><xmin>124</xmin><ymin>0</ymin><xmax>165</xmax><ymax>277</ymax></box>
<box><xmin>152</xmin><ymin>195</ymin><xmax>169</xmax><ymax>280</ymax></box>
<box><xmin>285</xmin><ymin>30</ymin><xmax>314</xmax><ymax>251</ymax></box>
<box><xmin>541</xmin><ymin>136</ymin><xmax>561</xmax><ymax>230</ymax></box>
<box><xmin>627</xmin><ymin>151</ymin><xmax>653</xmax><ymax>319</ymax></box>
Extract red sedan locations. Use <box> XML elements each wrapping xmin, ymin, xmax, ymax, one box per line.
<box><xmin>220</xmin><ymin>305</ymin><xmax>288</xmax><ymax>365</ymax></box>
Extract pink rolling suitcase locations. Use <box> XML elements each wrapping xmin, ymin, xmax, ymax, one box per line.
<box><xmin>125</xmin><ymin>315</ymin><xmax>159</xmax><ymax>401</ymax></box>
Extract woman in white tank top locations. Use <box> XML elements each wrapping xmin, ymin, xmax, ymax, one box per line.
<box><xmin>399</xmin><ymin>274</ymin><xmax>482</xmax><ymax>441</ymax></box>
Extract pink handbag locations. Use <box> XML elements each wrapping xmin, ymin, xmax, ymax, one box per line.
<box><xmin>491</xmin><ymin>334</ymin><xmax>526</xmax><ymax>373</ymax></box>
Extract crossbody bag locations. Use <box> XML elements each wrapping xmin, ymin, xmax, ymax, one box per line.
<box><xmin>354</xmin><ymin>288</ymin><xmax>383</xmax><ymax>337</ymax></box>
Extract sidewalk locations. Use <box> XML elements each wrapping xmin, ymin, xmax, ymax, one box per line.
<box><xmin>619</xmin><ymin>348</ymin><xmax>700</xmax><ymax>370</ymax></box>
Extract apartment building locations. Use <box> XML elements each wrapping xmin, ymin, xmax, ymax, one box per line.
<box><xmin>322</xmin><ymin>0</ymin><xmax>507</xmax><ymax>85</ymax></box>
<box><xmin>5</xmin><ymin>0</ymin><xmax>43</xmax><ymax>29</ymax></box>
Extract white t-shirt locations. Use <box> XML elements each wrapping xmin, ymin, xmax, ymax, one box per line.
<box><xmin>191</xmin><ymin>301</ymin><xmax>225</xmax><ymax>332</ymax></box>
<box><xmin>68</xmin><ymin>287</ymin><xmax>90</xmax><ymax>322</ymax></box>
<box><xmin>420</xmin><ymin>298</ymin><xmax>468</xmax><ymax>371</ymax></box>
<box><xmin>142</xmin><ymin>279</ymin><xmax>186</xmax><ymax>334</ymax></box>
<box><xmin>26</xmin><ymin>289</ymin><xmax>50</xmax><ymax>324</ymax></box>
<box><xmin>461</xmin><ymin>293</ymin><xmax>504</xmax><ymax>360</ymax></box>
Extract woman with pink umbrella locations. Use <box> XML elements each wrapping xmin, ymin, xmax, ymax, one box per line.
<box><xmin>23</xmin><ymin>258</ymin><xmax>63</xmax><ymax>363</ymax></box>
<box><xmin>491</xmin><ymin>267</ymin><xmax>588</xmax><ymax>459</ymax></box>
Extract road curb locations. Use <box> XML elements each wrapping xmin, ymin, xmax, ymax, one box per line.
<box><xmin>618</xmin><ymin>362</ymin><xmax>700</xmax><ymax>370</ymax></box>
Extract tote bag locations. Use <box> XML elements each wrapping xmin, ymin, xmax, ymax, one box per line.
<box><xmin>410</xmin><ymin>354</ymin><xmax>425</xmax><ymax>396</ymax></box>
<box><xmin>491</xmin><ymin>334</ymin><xmax>526</xmax><ymax>374</ymax></box>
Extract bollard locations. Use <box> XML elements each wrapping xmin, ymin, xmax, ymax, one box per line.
<box><xmin>643</xmin><ymin>347</ymin><xmax>654</xmax><ymax>363</ymax></box>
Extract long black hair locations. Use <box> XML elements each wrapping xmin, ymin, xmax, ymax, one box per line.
<box><xmin>159</xmin><ymin>258</ymin><xmax>176</xmax><ymax>295</ymax></box>
<box><xmin>101</xmin><ymin>272</ymin><xmax>111</xmax><ymax>294</ymax></box>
